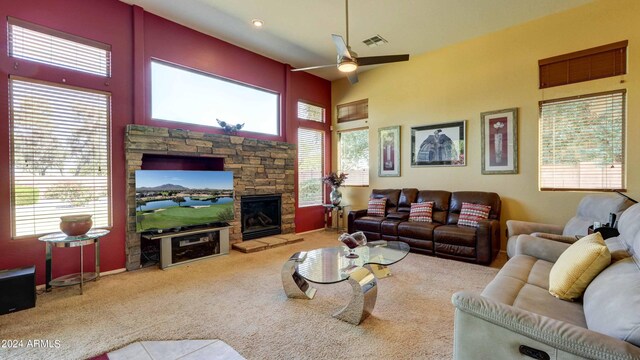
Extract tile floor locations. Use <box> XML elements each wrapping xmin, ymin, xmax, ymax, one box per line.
<box><xmin>107</xmin><ymin>340</ymin><xmax>245</xmax><ymax>360</ymax></box>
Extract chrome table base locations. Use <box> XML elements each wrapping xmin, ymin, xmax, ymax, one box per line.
<box><xmin>332</xmin><ymin>267</ymin><xmax>378</xmax><ymax>325</ymax></box>
<box><xmin>281</xmin><ymin>252</ymin><xmax>317</xmax><ymax>299</ymax></box>
<box><xmin>282</xmin><ymin>253</ymin><xmax>378</xmax><ymax>325</ymax></box>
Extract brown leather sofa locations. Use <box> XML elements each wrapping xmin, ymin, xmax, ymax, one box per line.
<box><xmin>348</xmin><ymin>188</ymin><xmax>501</xmax><ymax>265</ymax></box>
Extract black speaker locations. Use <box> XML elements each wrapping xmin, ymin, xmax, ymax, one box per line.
<box><xmin>0</xmin><ymin>265</ymin><xmax>36</xmax><ymax>315</ymax></box>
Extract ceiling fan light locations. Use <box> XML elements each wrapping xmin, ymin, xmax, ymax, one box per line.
<box><xmin>337</xmin><ymin>59</ymin><xmax>357</xmax><ymax>72</ymax></box>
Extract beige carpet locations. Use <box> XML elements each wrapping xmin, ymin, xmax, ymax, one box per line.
<box><xmin>0</xmin><ymin>231</ymin><xmax>499</xmax><ymax>360</ymax></box>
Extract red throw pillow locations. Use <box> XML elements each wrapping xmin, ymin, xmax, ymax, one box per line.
<box><xmin>367</xmin><ymin>198</ymin><xmax>387</xmax><ymax>217</ymax></box>
<box><xmin>409</xmin><ymin>202</ymin><xmax>434</xmax><ymax>222</ymax></box>
<box><xmin>458</xmin><ymin>202</ymin><xmax>491</xmax><ymax>228</ymax></box>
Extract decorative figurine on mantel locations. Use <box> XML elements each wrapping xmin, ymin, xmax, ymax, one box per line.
<box><xmin>322</xmin><ymin>172</ymin><xmax>348</xmax><ymax>206</ymax></box>
<box><xmin>216</xmin><ymin>119</ymin><xmax>245</xmax><ymax>135</ymax></box>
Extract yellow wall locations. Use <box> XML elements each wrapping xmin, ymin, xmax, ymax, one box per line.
<box><xmin>331</xmin><ymin>0</ymin><xmax>639</xmax><ymax>250</ymax></box>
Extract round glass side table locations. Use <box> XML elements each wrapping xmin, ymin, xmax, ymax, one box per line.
<box><xmin>38</xmin><ymin>229</ymin><xmax>110</xmax><ymax>295</ymax></box>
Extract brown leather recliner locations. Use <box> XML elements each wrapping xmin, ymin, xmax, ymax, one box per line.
<box><xmin>433</xmin><ymin>191</ymin><xmax>501</xmax><ymax>265</ymax></box>
<box><xmin>396</xmin><ymin>190</ymin><xmax>452</xmax><ymax>255</ymax></box>
<box><xmin>348</xmin><ymin>189</ymin><xmax>502</xmax><ymax>265</ymax></box>
<box><xmin>347</xmin><ymin>189</ymin><xmax>401</xmax><ymax>240</ymax></box>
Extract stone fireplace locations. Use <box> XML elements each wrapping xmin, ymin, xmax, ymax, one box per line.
<box><xmin>241</xmin><ymin>194</ymin><xmax>282</xmax><ymax>240</ymax></box>
<box><xmin>124</xmin><ymin>124</ymin><xmax>296</xmax><ymax>270</ymax></box>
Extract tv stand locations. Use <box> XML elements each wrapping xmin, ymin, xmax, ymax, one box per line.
<box><xmin>142</xmin><ymin>226</ymin><xmax>230</xmax><ymax>269</ymax></box>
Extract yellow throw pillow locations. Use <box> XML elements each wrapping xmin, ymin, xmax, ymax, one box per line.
<box><xmin>549</xmin><ymin>232</ymin><xmax>611</xmax><ymax>301</ymax></box>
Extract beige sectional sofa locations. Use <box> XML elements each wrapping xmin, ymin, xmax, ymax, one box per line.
<box><xmin>452</xmin><ymin>202</ymin><xmax>640</xmax><ymax>359</ymax></box>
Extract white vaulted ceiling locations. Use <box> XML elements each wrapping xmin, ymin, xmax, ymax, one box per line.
<box><xmin>121</xmin><ymin>0</ymin><xmax>593</xmax><ymax>80</ymax></box>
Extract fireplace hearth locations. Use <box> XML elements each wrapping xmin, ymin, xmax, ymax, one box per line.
<box><xmin>241</xmin><ymin>195</ymin><xmax>282</xmax><ymax>240</ymax></box>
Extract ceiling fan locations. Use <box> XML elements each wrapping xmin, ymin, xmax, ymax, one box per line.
<box><xmin>291</xmin><ymin>0</ymin><xmax>410</xmax><ymax>84</ymax></box>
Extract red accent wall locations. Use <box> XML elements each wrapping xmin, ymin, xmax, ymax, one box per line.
<box><xmin>289</xmin><ymin>71</ymin><xmax>332</xmax><ymax>233</ymax></box>
<box><xmin>0</xmin><ymin>0</ymin><xmax>331</xmax><ymax>284</ymax></box>
<box><xmin>0</xmin><ymin>0</ymin><xmax>132</xmax><ymax>285</ymax></box>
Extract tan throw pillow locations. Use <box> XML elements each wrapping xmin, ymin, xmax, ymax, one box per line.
<box><xmin>549</xmin><ymin>232</ymin><xmax>611</xmax><ymax>301</ymax></box>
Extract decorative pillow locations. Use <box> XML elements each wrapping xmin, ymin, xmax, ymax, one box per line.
<box><xmin>549</xmin><ymin>232</ymin><xmax>611</xmax><ymax>301</ymax></box>
<box><xmin>367</xmin><ymin>198</ymin><xmax>387</xmax><ymax>217</ymax></box>
<box><xmin>458</xmin><ymin>202</ymin><xmax>491</xmax><ymax>228</ymax></box>
<box><xmin>409</xmin><ymin>202</ymin><xmax>434</xmax><ymax>222</ymax></box>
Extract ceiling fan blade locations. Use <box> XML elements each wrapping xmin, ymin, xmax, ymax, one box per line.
<box><xmin>357</xmin><ymin>54</ymin><xmax>410</xmax><ymax>66</ymax></box>
<box><xmin>291</xmin><ymin>64</ymin><xmax>336</xmax><ymax>71</ymax></box>
<box><xmin>347</xmin><ymin>72</ymin><xmax>359</xmax><ymax>85</ymax></box>
<box><xmin>332</xmin><ymin>34</ymin><xmax>352</xmax><ymax>59</ymax></box>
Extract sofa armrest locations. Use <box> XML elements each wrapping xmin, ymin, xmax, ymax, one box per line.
<box><xmin>476</xmin><ymin>219</ymin><xmax>500</xmax><ymax>265</ymax></box>
<box><xmin>506</xmin><ymin>220</ymin><xmax>563</xmax><ymax>238</ymax></box>
<box><xmin>452</xmin><ymin>291</ymin><xmax>640</xmax><ymax>359</ymax></box>
<box><xmin>514</xmin><ymin>234</ymin><xmax>571</xmax><ymax>263</ymax></box>
<box><xmin>530</xmin><ymin>232</ymin><xmax>578</xmax><ymax>244</ymax></box>
<box><xmin>347</xmin><ymin>209</ymin><xmax>368</xmax><ymax>233</ymax></box>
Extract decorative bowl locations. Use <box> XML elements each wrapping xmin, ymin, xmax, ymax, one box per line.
<box><xmin>339</xmin><ymin>231</ymin><xmax>367</xmax><ymax>258</ymax></box>
<box><xmin>60</xmin><ymin>214</ymin><xmax>93</xmax><ymax>236</ymax></box>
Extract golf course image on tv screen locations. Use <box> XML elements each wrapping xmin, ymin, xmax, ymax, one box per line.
<box><xmin>135</xmin><ymin>170</ymin><xmax>234</xmax><ymax>232</ymax></box>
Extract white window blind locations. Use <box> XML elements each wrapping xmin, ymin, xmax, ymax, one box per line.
<box><xmin>539</xmin><ymin>90</ymin><xmax>625</xmax><ymax>191</ymax></box>
<box><xmin>339</xmin><ymin>129</ymin><xmax>369</xmax><ymax>186</ymax></box>
<box><xmin>10</xmin><ymin>78</ymin><xmax>111</xmax><ymax>237</ymax></box>
<box><xmin>297</xmin><ymin>101</ymin><xmax>325</xmax><ymax>123</ymax></box>
<box><xmin>8</xmin><ymin>17</ymin><xmax>111</xmax><ymax>77</ymax></box>
<box><xmin>298</xmin><ymin>128</ymin><xmax>324</xmax><ymax>207</ymax></box>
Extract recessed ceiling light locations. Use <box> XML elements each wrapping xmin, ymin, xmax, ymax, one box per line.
<box><xmin>251</xmin><ymin>19</ymin><xmax>264</xmax><ymax>28</ymax></box>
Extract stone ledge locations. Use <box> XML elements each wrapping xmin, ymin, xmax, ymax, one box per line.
<box><xmin>232</xmin><ymin>235</ymin><xmax>304</xmax><ymax>253</ymax></box>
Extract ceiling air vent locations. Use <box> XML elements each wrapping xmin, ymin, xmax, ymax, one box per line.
<box><xmin>362</xmin><ymin>35</ymin><xmax>388</xmax><ymax>47</ymax></box>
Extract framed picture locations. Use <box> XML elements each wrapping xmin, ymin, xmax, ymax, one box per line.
<box><xmin>481</xmin><ymin>108</ymin><xmax>518</xmax><ymax>174</ymax></box>
<box><xmin>378</xmin><ymin>126</ymin><xmax>400</xmax><ymax>177</ymax></box>
<box><xmin>411</xmin><ymin>121</ymin><xmax>466</xmax><ymax>166</ymax></box>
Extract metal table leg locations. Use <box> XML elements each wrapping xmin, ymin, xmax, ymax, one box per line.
<box><xmin>95</xmin><ymin>239</ymin><xmax>100</xmax><ymax>280</ymax></box>
<box><xmin>45</xmin><ymin>243</ymin><xmax>52</xmax><ymax>292</ymax></box>
<box><xmin>281</xmin><ymin>252</ymin><xmax>316</xmax><ymax>299</ymax></box>
<box><xmin>333</xmin><ymin>266</ymin><xmax>378</xmax><ymax>325</ymax></box>
<box><xmin>80</xmin><ymin>243</ymin><xmax>84</xmax><ymax>295</ymax></box>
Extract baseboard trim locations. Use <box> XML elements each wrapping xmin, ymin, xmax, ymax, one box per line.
<box><xmin>296</xmin><ymin>228</ymin><xmax>325</xmax><ymax>235</ymax></box>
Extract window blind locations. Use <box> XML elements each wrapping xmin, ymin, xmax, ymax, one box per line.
<box><xmin>8</xmin><ymin>17</ymin><xmax>111</xmax><ymax>76</ymax></box>
<box><xmin>10</xmin><ymin>78</ymin><xmax>111</xmax><ymax>237</ymax></box>
<box><xmin>539</xmin><ymin>90</ymin><xmax>625</xmax><ymax>191</ymax></box>
<box><xmin>297</xmin><ymin>101</ymin><xmax>325</xmax><ymax>123</ymax></box>
<box><xmin>297</xmin><ymin>128</ymin><xmax>324</xmax><ymax>207</ymax></box>
<box><xmin>339</xmin><ymin>129</ymin><xmax>369</xmax><ymax>186</ymax></box>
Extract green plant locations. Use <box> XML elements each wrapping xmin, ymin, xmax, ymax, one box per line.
<box><xmin>46</xmin><ymin>182</ymin><xmax>105</xmax><ymax>207</ymax></box>
<box><xmin>14</xmin><ymin>186</ymin><xmax>40</xmax><ymax>206</ymax></box>
<box><xmin>215</xmin><ymin>207</ymin><xmax>235</xmax><ymax>222</ymax></box>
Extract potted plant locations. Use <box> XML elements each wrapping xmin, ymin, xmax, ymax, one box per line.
<box><xmin>322</xmin><ymin>172</ymin><xmax>348</xmax><ymax>205</ymax></box>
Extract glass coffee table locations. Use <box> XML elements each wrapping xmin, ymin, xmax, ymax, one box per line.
<box><xmin>281</xmin><ymin>240</ymin><xmax>410</xmax><ymax>325</ymax></box>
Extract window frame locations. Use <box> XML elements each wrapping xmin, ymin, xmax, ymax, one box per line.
<box><xmin>538</xmin><ymin>89</ymin><xmax>626</xmax><ymax>192</ymax></box>
<box><xmin>297</xmin><ymin>127</ymin><xmax>325</xmax><ymax>208</ymax></box>
<box><xmin>149</xmin><ymin>59</ymin><xmax>282</xmax><ymax>137</ymax></box>
<box><xmin>297</xmin><ymin>100</ymin><xmax>326</xmax><ymax>123</ymax></box>
<box><xmin>8</xmin><ymin>17</ymin><xmax>112</xmax><ymax>77</ymax></box>
<box><xmin>9</xmin><ymin>76</ymin><xmax>113</xmax><ymax>239</ymax></box>
<box><xmin>338</xmin><ymin>127</ymin><xmax>370</xmax><ymax>187</ymax></box>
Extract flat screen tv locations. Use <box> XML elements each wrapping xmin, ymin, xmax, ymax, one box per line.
<box><xmin>135</xmin><ymin>170</ymin><xmax>234</xmax><ymax>233</ymax></box>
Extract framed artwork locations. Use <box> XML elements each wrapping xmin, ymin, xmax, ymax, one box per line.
<box><xmin>411</xmin><ymin>121</ymin><xmax>466</xmax><ymax>166</ymax></box>
<box><xmin>481</xmin><ymin>108</ymin><xmax>518</xmax><ymax>174</ymax></box>
<box><xmin>378</xmin><ymin>126</ymin><xmax>400</xmax><ymax>177</ymax></box>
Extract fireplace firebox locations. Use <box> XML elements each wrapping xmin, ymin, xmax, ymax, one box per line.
<box><xmin>241</xmin><ymin>195</ymin><xmax>282</xmax><ymax>240</ymax></box>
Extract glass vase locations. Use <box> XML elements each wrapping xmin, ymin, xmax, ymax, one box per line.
<box><xmin>330</xmin><ymin>186</ymin><xmax>342</xmax><ymax>205</ymax></box>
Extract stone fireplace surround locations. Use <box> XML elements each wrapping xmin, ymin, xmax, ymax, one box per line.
<box><xmin>125</xmin><ymin>124</ymin><xmax>296</xmax><ymax>270</ymax></box>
